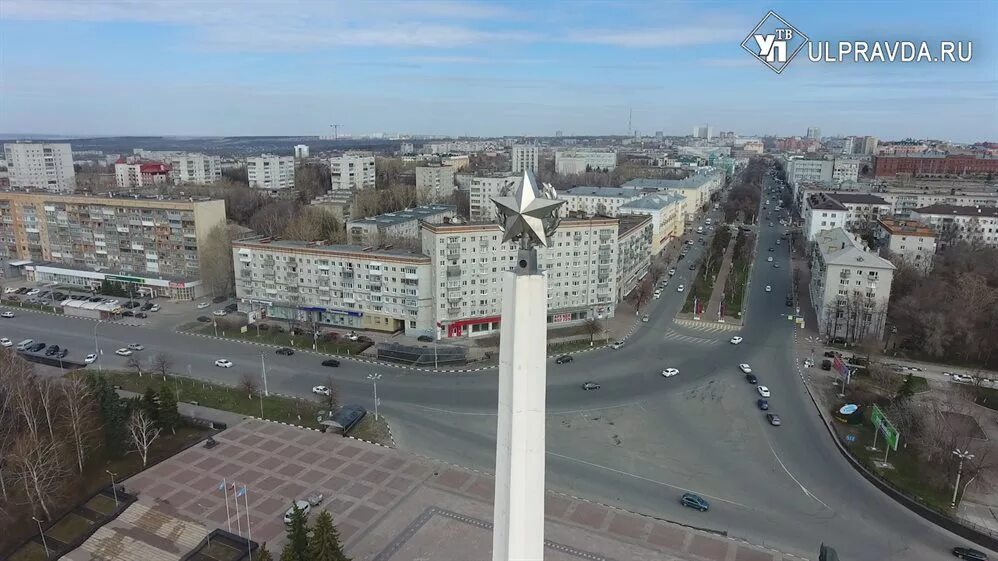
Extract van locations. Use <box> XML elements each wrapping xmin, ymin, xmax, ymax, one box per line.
<box><xmin>16</xmin><ymin>339</ymin><xmax>34</xmax><ymax>351</ymax></box>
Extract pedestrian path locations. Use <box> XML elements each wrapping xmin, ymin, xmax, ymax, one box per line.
<box><xmin>703</xmin><ymin>234</ymin><xmax>737</xmax><ymax>320</ymax></box>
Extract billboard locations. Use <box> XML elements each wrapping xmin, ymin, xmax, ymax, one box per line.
<box><xmin>870</xmin><ymin>404</ymin><xmax>900</xmax><ymax>451</ymax></box>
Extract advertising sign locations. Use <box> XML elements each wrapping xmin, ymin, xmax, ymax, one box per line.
<box><xmin>870</xmin><ymin>404</ymin><xmax>900</xmax><ymax>451</ymax></box>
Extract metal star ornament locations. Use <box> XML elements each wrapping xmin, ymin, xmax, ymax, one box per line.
<box><xmin>492</xmin><ymin>171</ymin><xmax>564</xmax><ymax>248</ymax></box>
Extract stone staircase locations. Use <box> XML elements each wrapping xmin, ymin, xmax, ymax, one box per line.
<box><xmin>75</xmin><ymin>503</ymin><xmax>208</xmax><ymax>561</ymax></box>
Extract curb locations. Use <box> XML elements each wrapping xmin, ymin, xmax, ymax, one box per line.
<box><xmin>244</xmin><ymin>415</ymin><xmax>396</xmax><ymax>450</ymax></box>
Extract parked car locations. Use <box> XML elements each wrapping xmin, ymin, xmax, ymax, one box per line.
<box><xmin>345</xmin><ymin>332</ymin><xmax>360</xmax><ymax>341</ymax></box>
<box><xmin>55</xmin><ymin>349</ymin><xmax>68</xmax><ymax>359</ymax></box>
<box><xmin>149</xmin><ymin>305</ymin><xmax>161</xmax><ymax>312</ymax></box>
<box><xmin>766</xmin><ymin>413</ymin><xmax>782</xmax><ymax>426</ymax></box>
<box><xmin>85</xmin><ymin>353</ymin><xmax>98</xmax><ymax>364</ymax></box>
<box><xmin>283</xmin><ymin>500</ymin><xmax>311</xmax><ymax>524</ymax></box>
<box><xmin>417</xmin><ymin>335</ymin><xmax>433</xmax><ymax>343</ymax></box>
<box><xmin>197</xmin><ymin>316</ymin><xmax>211</xmax><ymax>322</ymax></box>
<box><xmin>642</xmin><ymin>315</ymin><xmax>649</xmax><ymax>323</ymax></box>
<box><xmin>757</xmin><ymin>385</ymin><xmax>771</xmax><ymax>398</ymax></box>
<box><xmin>135</xmin><ymin>312</ymin><xmax>148</xmax><ymax>318</ymax></box>
<box><xmin>680</xmin><ymin>492</ymin><xmax>709</xmax><ymax>512</ymax></box>
<box><xmin>27</xmin><ymin>343</ymin><xmax>46</xmax><ymax>353</ymax></box>
<box><xmin>821</xmin><ymin>359</ymin><xmax>832</xmax><ymax>370</ymax></box>
<box><xmin>224</xmin><ymin>303</ymin><xmax>238</xmax><ymax>313</ymax></box>
<box><xmin>611</xmin><ymin>341</ymin><xmax>624</xmax><ymax>350</ymax></box>
<box><xmin>0</xmin><ymin>338</ymin><xmax>11</xmax><ymax>347</ymax></box>
<box><xmin>45</xmin><ymin>344</ymin><xmax>61</xmax><ymax>356</ymax></box>
<box><xmin>128</xmin><ymin>343</ymin><xmax>144</xmax><ymax>351</ymax></box>
<box><xmin>0</xmin><ymin>311</ymin><xmax>14</xmax><ymax>318</ymax></box>
<box><xmin>197</xmin><ymin>301</ymin><xmax>210</xmax><ymax>309</ymax></box>
<box><xmin>739</xmin><ymin>363</ymin><xmax>752</xmax><ymax>373</ymax></box>
<box><xmin>212</xmin><ymin>296</ymin><xmax>227</xmax><ymax>304</ymax></box>
<box><xmin>321</xmin><ymin>359</ymin><xmax>340</xmax><ymax>367</ymax></box>
<box><xmin>555</xmin><ymin>355</ymin><xmax>573</xmax><ymax>365</ymax></box>
<box><xmin>952</xmin><ymin>546</ymin><xmax>989</xmax><ymax>560</ymax></box>
<box><xmin>122</xmin><ymin>310</ymin><xmax>134</xmax><ymax>317</ymax></box>
<box><xmin>276</xmin><ymin>347</ymin><xmax>294</xmax><ymax>356</ymax></box>
<box><xmin>757</xmin><ymin>399</ymin><xmax>769</xmax><ymax>410</ymax></box>
<box><xmin>745</xmin><ymin>373</ymin><xmax>758</xmax><ymax>384</ymax></box>
<box><xmin>582</xmin><ymin>382</ymin><xmax>601</xmax><ymax>390</ymax></box>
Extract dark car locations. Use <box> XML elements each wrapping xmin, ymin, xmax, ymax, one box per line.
<box><xmin>141</xmin><ymin>302</ymin><xmax>153</xmax><ymax>310</ymax></box>
<box><xmin>757</xmin><ymin>399</ymin><xmax>769</xmax><ymax>410</ymax></box>
<box><xmin>125</xmin><ymin>301</ymin><xmax>139</xmax><ymax>308</ymax></box>
<box><xmin>322</xmin><ymin>404</ymin><xmax>367</xmax><ymax>435</ymax></box>
<box><xmin>688</xmin><ymin>262</ymin><xmax>697</xmax><ymax>270</ymax></box>
<box><xmin>45</xmin><ymin>344</ymin><xmax>61</xmax><ymax>356</ymax></box>
<box><xmin>212</xmin><ymin>296</ymin><xmax>227</xmax><ymax>304</ymax></box>
<box><xmin>197</xmin><ymin>315</ymin><xmax>211</xmax><ymax>323</ymax></box>
<box><xmin>848</xmin><ymin>356</ymin><xmax>869</xmax><ymax>366</ymax></box>
<box><xmin>745</xmin><ymin>373</ymin><xmax>758</xmax><ymax>384</ymax></box>
<box><xmin>16</xmin><ymin>287</ymin><xmax>28</xmax><ymax>294</ymax></box>
<box><xmin>276</xmin><ymin>347</ymin><xmax>294</xmax><ymax>356</ymax></box>
<box><xmin>135</xmin><ymin>312</ymin><xmax>148</xmax><ymax>318</ymax></box>
<box><xmin>321</xmin><ymin>358</ymin><xmax>341</xmax><ymax>367</ymax></box>
<box><xmin>122</xmin><ymin>310</ymin><xmax>134</xmax><ymax>317</ymax></box>
<box><xmin>27</xmin><ymin>343</ymin><xmax>46</xmax><ymax>353</ymax></box>
<box><xmin>224</xmin><ymin>303</ymin><xmax>238</xmax><ymax>312</ymax></box>
<box><xmin>55</xmin><ymin>349</ymin><xmax>69</xmax><ymax>359</ymax></box>
<box><xmin>680</xmin><ymin>492</ymin><xmax>709</xmax><ymax>512</ymax></box>
<box><xmin>823</xmin><ymin>350</ymin><xmax>840</xmax><ymax>358</ymax></box>
<box><xmin>821</xmin><ymin>359</ymin><xmax>832</xmax><ymax>370</ymax></box>
<box><xmin>582</xmin><ymin>382</ymin><xmax>601</xmax><ymax>390</ymax></box>
<box><xmin>417</xmin><ymin>335</ymin><xmax>434</xmax><ymax>343</ymax></box>
<box><xmin>555</xmin><ymin>355</ymin><xmax>573</xmax><ymax>365</ymax></box>
<box><xmin>677</xmin><ymin>254</ymin><xmax>686</xmax><ymax>261</ymax></box>
<box><xmin>953</xmin><ymin>546</ymin><xmax>988</xmax><ymax>560</ymax></box>
<box><xmin>768</xmin><ymin>247</ymin><xmax>774</xmax><ymax>252</ymax></box>
<box><xmin>785</xmin><ymin>297</ymin><xmax>793</xmax><ymax>307</ymax></box>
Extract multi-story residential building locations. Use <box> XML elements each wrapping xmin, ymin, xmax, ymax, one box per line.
<box><xmin>859</xmin><ymin>136</ymin><xmax>879</xmax><ymax>156</ymax></box>
<box><xmin>511</xmin><ymin>144</ymin><xmax>539</xmax><ymax>174</ymax></box>
<box><xmin>618</xmin><ymin>192</ymin><xmax>686</xmax><ymax>255</ymax></box>
<box><xmin>555</xmin><ymin>150</ymin><xmax>617</xmax><ymax>174</ymax></box>
<box><xmin>399</xmin><ymin>142</ymin><xmax>415</xmax><ymax>155</ymax></box>
<box><xmin>880</xmin><ymin>188</ymin><xmax>998</xmax><ymax>218</ymax></box>
<box><xmin>347</xmin><ymin>204</ymin><xmax>456</xmax><ymax>245</ymax></box>
<box><xmin>803</xmin><ymin>193</ymin><xmax>849</xmax><ymax>242</ymax></box>
<box><xmin>329</xmin><ymin>154</ymin><xmax>376</xmax><ymax>190</ymax></box>
<box><xmin>785</xmin><ymin>157</ymin><xmax>834</xmax><ymax>187</ymax></box>
<box><xmin>469</xmin><ymin>173</ymin><xmax>520</xmax><ymax>221</ymax></box>
<box><xmin>874</xmin><ymin>154</ymin><xmax>998</xmax><ymax>178</ymax></box>
<box><xmin>875</xmin><ymin>218</ymin><xmax>937</xmax><ymax>271</ymax></box>
<box><xmin>114</xmin><ymin>161</ymin><xmax>170</xmax><ymax>188</ymax></box>
<box><xmin>621</xmin><ymin>172</ymin><xmax>724</xmax><ymax>220</ymax></box>
<box><xmin>310</xmin><ymin>191</ymin><xmax>355</xmax><ymax>222</ymax></box>
<box><xmin>910</xmin><ymin>204</ymin><xmax>998</xmax><ymax>248</ymax></box>
<box><xmin>246</xmin><ymin>154</ymin><xmax>295</xmax><ymax>193</ymax></box>
<box><xmin>415</xmin><ymin>164</ymin><xmax>456</xmax><ymax>199</ymax></box>
<box><xmin>421</xmin><ymin>218</ymin><xmax>620</xmax><ymax>338</ymax></box>
<box><xmin>4</xmin><ymin>143</ymin><xmax>76</xmax><ymax>193</ymax></box>
<box><xmin>809</xmin><ymin>228</ymin><xmax>895</xmax><ymax>342</ymax></box>
<box><xmin>825</xmin><ymin>193</ymin><xmax>891</xmax><ymax>230</ymax></box>
<box><xmin>616</xmin><ymin>215</ymin><xmax>653</xmax><ymax>301</ymax></box>
<box><xmin>442</xmin><ymin>154</ymin><xmax>470</xmax><ymax>170</ymax></box>
<box><xmin>0</xmin><ymin>192</ymin><xmax>225</xmax><ymax>297</ymax></box>
<box><xmin>832</xmin><ymin>158</ymin><xmax>861</xmax><ymax>183</ymax></box>
<box><xmin>294</xmin><ymin>145</ymin><xmax>310</xmax><ymax>159</ymax></box>
<box><xmin>232</xmin><ymin>238</ymin><xmax>433</xmax><ymax>335</ymax></box>
<box><xmin>166</xmin><ymin>153</ymin><xmax>222</xmax><ymax>184</ymax></box>
<box><xmin>806</xmin><ymin>127</ymin><xmax>822</xmax><ymax>140</ymax></box>
<box><xmin>560</xmin><ymin>186</ymin><xmax>641</xmax><ymax>217</ymax></box>
<box><xmin>692</xmin><ymin>126</ymin><xmax>713</xmax><ymax>140</ymax></box>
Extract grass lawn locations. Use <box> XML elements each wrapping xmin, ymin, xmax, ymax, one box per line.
<box><xmin>973</xmin><ymin>387</ymin><xmax>998</xmax><ymax>412</ymax></box>
<box><xmin>1</xmin><ymin>299</ymin><xmax>64</xmax><ymax>314</ymax></box>
<box><xmin>5</xmin><ymin>542</ymin><xmax>48</xmax><ymax>561</ymax></box>
<box><xmin>47</xmin><ymin>513</ymin><xmax>97</xmax><ymax>543</ymax></box>
<box><xmin>905</xmin><ymin>375</ymin><xmax>929</xmax><ymax>394</ymax></box>
<box><xmin>83</xmin><ymin>494</ymin><xmax>119</xmax><ymax>516</ymax></box>
<box><xmin>548</xmin><ymin>339</ymin><xmax>599</xmax><ymax>354</ymax></box>
<box><xmin>184</xmin><ymin>322</ymin><xmax>370</xmax><ymax>356</ymax></box>
<box><xmin>196</xmin><ymin>540</ymin><xmax>245</xmax><ymax>561</ymax></box>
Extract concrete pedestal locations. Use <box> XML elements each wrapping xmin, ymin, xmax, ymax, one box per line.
<box><xmin>492</xmin><ymin>269</ymin><xmax>547</xmax><ymax>561</ymax></box>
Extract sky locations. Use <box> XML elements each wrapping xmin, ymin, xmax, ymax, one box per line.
<box><xmin>1</xmin><ymin>0</ymin><xmax>996</xmax><ymax>141</ymax></box>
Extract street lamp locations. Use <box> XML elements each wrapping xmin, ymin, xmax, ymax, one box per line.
<box><xmin>32</xmin><ymin>516</ymin><xmax>50</xmax><ymax>558</ymax></box>
<box><xmin>367</xmin><ymin>373</ymin><xmax>382</xmax><ymax>421</ymax></box>
<box><xmin>106</xmin><ymin>469</ymin><xmax>119</xmax><ymax>507</ymax></box>
<box><xmin>952</xmin><ymin>448</ymin><xmax>975</xmax><ymax>508</ymax></box>
<box><xmin>93</xmin><ymin>321</ymin><xmax>102</xmax><ymax>373</ymax></box>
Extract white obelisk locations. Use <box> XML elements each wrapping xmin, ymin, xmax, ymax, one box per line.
<box><xmin>491</xmin><ymin>171</ymin><xmax>564</xmax><ymax>561</ymax></box>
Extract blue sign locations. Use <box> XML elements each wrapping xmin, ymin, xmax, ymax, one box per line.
<box><xmin>839</xmin><ymin>404</ymin><xmax>859</xmax><ymax>415</ymax></box>
<box><xmin>846</xmin><ymin>434</ymin><xmax>856</xmax><ymax>442</ymax></box>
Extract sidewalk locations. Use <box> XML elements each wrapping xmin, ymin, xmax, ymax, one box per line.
<box><xmin>703</xmin><ymin>235</ymin><xmax>736</xmax><ymax>321</ymax></box>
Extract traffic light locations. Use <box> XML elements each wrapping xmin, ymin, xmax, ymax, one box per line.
<box><xmin>819</xmin><ymin>543</ymin><xmax>840</xmax><ymax>561</ymax></box>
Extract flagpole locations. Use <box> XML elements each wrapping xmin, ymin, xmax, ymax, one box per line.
<box><xmin>243</xmin><ymin>486</ymin><xmax>252</xmax><ymax>557</ymax></box>
<box><xmin>220</xmin><ymin>478</ymin><xmax>231</xmax><ymax>533</ymax></box>
<box><xmin>232</xmin><ymin>483</ymin><xmax>242</xmax><ymax>536</ymax></box>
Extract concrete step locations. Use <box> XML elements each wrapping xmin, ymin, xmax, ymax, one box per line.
<box><xmin>118</xmin><ymin>502</ymin><xmax>208</xmax><ymax>549</ymax></box>
<box><xmin>81</xmin><ymin>526</ymin><xmax>179</xmax><ymax>561</ymax></box>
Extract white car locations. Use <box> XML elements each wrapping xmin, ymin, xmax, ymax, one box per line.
<box><xmin>767</xmin><ymin>256</ymin><xmax>773</xmax><ymax>262</ymax></box>
<box><xmin>677</xmin><ymin>285</ymin><xmax>685</xmax><ymax>292</ymax></box>
<box><xmin>85</xmin><ymin>353</ymin><xmax>98</xmax><ymax>364</ymax></box>
<box><xmin>26</xmin><ymin>289</ymin><xmax>40</xmax><ymax>296</ymax></box>
<box><xmin>765</xmin><ymin>285</ymin><xmax>772</xmax><ymax>292</ymax></box>
<box><xmin>951</xmin><ymin>374</ymin><xmax>973</xmax><ymax>383</ymax></box>
<box><xmin>668</xmin><ymin>269</ymin><xmax>676</xmax><ymax>276</ymax></box>
<box><xmin>283</xmin><ymin>500</ymin><xmax>311</xmax><ymax>524</ymax></box>
<box><xmin>654</xmin><ymin>293</ymin><xmax>661</xmax><ymax>300</ymax></box>
<box><xmin>662</xmin><ymin>368</ymin><xmax>680</xmax><ymax>377</ymax></box>
<box><xmin>197</xmin><ymin>301</ymin><xmax>210</xmax><ymax>309</ymax></box>
<box><xmin>149</xmin><ymin>305</ymin><xmax>161</xmax><ymax>312</ymax></box>
<box><xmin>730</xmin><ymin>336</ymin><xmax>743</xmax><ymax>345</ymax></box>
<box><xmin>345</xmin><ymin>332</ymin><xmax>360</xmax><ymax>341</ymax></box>
<box><xmin>214</xmin><ymin>359</ymin><xmax>233</xmax><ymax>368</ymax></box>
<box><xmin>115</xmin><ymin>348</ymin><xmax>132</xmax><ymax>356</ymax></box>
<box><xmin>739</xmin><ymin>363</ymin><xmax>752</xmax><ymax>374</ymax></box>
<box><xmin>611</xmin><ymin>341</ymin><xmax>624</xmax><ymax>350</ymax></box>
<box><xmin>0</xmin><ymin>311</ymin><xmax>14</xmax><ymax>318</ymax></box>
<box><xmin>653</xmin><ymin>290</ymin><xmax>662</xmax><ymax>297</ymax></box>
<box><xmin>3</xmin><ymin>287</ymin><xmax>15</xmax><ymax>294</ymax></box>
<box><xmin>0</xmin><ymin>338</ymin><xmax>12</xmax><ymax>347</ymax></box>
<box><xmin>212</xmin><ymin>310</ymin><xmax>227</xmax><ymax>317</ymax></box>
<box><xmin>642</xmin><ymin>315</ymin><xmax>650</xmax><ymax>323</ymax></box>
<box><xmin>312</xmin><ymin>385</ymin><xmax>331</xmax><ymax>396</ymax></box>
<box><xmin>757</xmin><ymin>385</ymin><xmax>771</xmax><ymax>398</ymax></box>
<box><xmin>127</xmin><ymin>343</ymin><xmax>144</xmax><ymax>351</ymax></box>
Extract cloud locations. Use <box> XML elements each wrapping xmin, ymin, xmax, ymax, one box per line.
<box><xmin>565</xmin><ymin>24</ymin><xmax>746</xmax><ymax>47</ymax></box>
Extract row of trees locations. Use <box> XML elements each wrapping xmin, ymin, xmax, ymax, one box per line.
<box><xmin>722</xmin><ymin>158</ymin><xmax>767</xmax><ymax>224</ymax></box>
<box><xmin>262</xmin><ymin>506</ymin><xmax>350</xmax><ymax>561</ymax></box>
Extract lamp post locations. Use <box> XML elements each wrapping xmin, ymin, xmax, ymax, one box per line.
<box><xmin>952</xmin><ymin>448</ymin><xmax>974</xmax><ymax>508</ymax></box>
<box><xmin>107</xmin><ymin>469</ymin><xmax>119</xmax><ymax>507</ymax></box>
<box><xmin>93</xmin><ymin>321</ymin><xmax>102</xmax><ymax>373</ymax></box>
<box><xmin>260</xmin><ymin>352</ymin><xmax>269</xmax><ymax>397</ymax></box>
<box><xmin>32</xmin><ymin>516</ymin><xmax>50</xmax><ymax>558</ymax></box>
<box><xmin>367</xmin><ymin>373</ymin><xmax>381</xmax><ymax>420</ymax></box>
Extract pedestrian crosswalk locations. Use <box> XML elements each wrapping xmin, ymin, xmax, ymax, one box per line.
<box><xmin>674</xmin><ymin>318</ymin><xmax>742</xmax><ymax>333</ymax></box>
<box><xmin>662</xmin><ymin>329</ymin><xmax>721</xmax><ymax>346</ymax></box>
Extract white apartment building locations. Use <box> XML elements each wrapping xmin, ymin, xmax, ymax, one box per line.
<box><xmin>168</xmin><ymin>153</ymin><xmax>222</xmax><ymax>184</ymax></box>
<box><xmin>114</xmin><ymin>162</ymin><xmax>170</xmax><ymax>188</ymax></box>
<box><xmin>555</xmin><ymin>150</ymin><xmax>617</xmax><ymax>175</ymax></box>
<box><xmin>878</xmin><ymin>189</ymin><xmax>998</xmax><ymax>218</ymax></box>
<box><xmin>310</xmin><ymin>190</ymin><xmax>355</xmax><ymax>222</ymax></box>
<box><xmin>232</xmin><ymin>238</ymin><xmax>433</xmax><ymax>335</ymax></box>
<box><xmin>806</xmin><ymin>127</ymin><xmax>822</xmax><ymax>140</ymax></box>
<box><xmin>910</xmin><ymin>204</ymin><xmax>998</xmax><ymax>248</ymax></box>
<box><xmin>809</xmin><ymin>228</ymin><xmax>895</xmax><ymax>342</ymax></box>
<box><xmin>621</xmin><ymin>172</ymin><xmax>725</xmax><ymax>220</ymax></box>
<box><xmin>421</xmin><ymin>218</ymin><xmax>621</xmax><ymax>339</ymax></box>
<box><xmin>616</xmin><ymin>215</ymin><xmax>654</xmax><ymax>301</ymax></box>
<box><xmin>347</xmin><ymin>204</ymin><xmax>456</xmax><ymax>245</ymax></box>
<box><xmin>4</xmin><ymin>143</ymin><xmax>76</xmax><ymax>193</ymax></box>
<box><xmin>415</xmin><ymin>165</ymin><xmax>456</xmax><ymax>199</ymax></box>
<box><xmin>832</xmin><ymin>159</ymin><xmax>861</xmax><ymax>183</ymax></box>
<box><xmin>330</xmin><ymin>154</ymin><xmax>376</xmax><ymax>190</ymax></box>
<box><xmin>826</xmin><ymin>193</ymin><xmax>892</xmax><ymax>230</ymax></box>
<box><xmin>560</xmin><ymin>187</ymin><xmax>641</xmax><ymax>217</ymax></box>
<box><xmin>875</xmin><ymin>218</ymin><xmax>937</xmax><ymax>272</ymax></box>
<box><xmin>246</xmin><ymin>154</ymin><xmax>295</xmax><ymax>192</ymax></box>
<box><xmin>294</xmin><ymin>145</ymin><xmax>310</xmax><ymax>158</ymax></box>
<box><xmin>469</xmin><ymin>173</ymin><xmax>521</xmax><ymax>222</ymax></box>
<box><xmin>786</xmin><ymin>157</ymin><xmax>834</xmax><ymax>187</ymax></box>
<box><xmin>803</xmin><ymin>193</ymin><xmax>849</xmax><ymax>242</ymax></box>
<box><xmin>511</xmin><ymin>144</ymin><xmax>539</xmax><ymax>174</ymax></box>
<box><xmin>618</xmin><ymin>192</ymin><xmax>686</xmax><ymax>255</ymax></box>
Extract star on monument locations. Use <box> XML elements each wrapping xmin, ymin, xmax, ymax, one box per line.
<box><xmin>492</xmin><ymin>171</ymin><xmax>564</xmax><ymax>248</ymax></box>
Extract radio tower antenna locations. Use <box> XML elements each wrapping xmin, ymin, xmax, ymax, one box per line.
<box><xmin>329</xmin><ymin>124</ymin><xmax>341</xmax><ymax>140</ymax></box>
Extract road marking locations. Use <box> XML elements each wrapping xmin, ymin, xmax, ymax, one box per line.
<box><xmin>546</xmin><ymin>451</ymin><xmax>750</xmax><ymax>509</ymax></box>
<box><xmin>407</xmin><ymin>404</ymin><xmax>496</xmax><ymax>416</ymax></box>
<box><xmin>764</xmin><ymin>439</ymin><xmax>831</xmax><ymax>510</ymax></box>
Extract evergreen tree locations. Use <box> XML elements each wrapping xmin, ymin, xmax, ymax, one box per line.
<box><xmin>309</xmin><ymin>510</ymin><xmax>349</xmax><ymax>561</ymax></box>
<box><xmin>141</xmin><ymin>387</ymin><xmax>160</xmax><ymax>423</ymax></box>
<box><xmin>253</xmin><ymin>542</ymin><xmax>274</xmax><ymax>561</ymax></box>
<box><xmin>157</xmin><ymin>384</ymin><xmax>181</xmax><ymax>434</ymax></box>
<box><xmin>85</xmin><ymin>372</ymin><xmax>128</xmax><ymax>454</ymax></box>
<box><xmin>279</xmin><ymin>504</ymin><xmax>310</xmax><ymax>561</ymax></box>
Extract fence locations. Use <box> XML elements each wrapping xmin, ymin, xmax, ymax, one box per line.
<box><xmin>376</xmin><ymin>342</ymin><xmax>467</xmax><ymax>366</ymax></box>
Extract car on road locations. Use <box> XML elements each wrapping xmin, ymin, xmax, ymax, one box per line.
<box><xmin>775</xmin><ymin>239</ymin><xmax>781</xmax><ymax>245</ymax></box>
<box><xmin>757</xmin><ymin>385</ymin><xmax>771</xmax><ymax>398</ymax></box>
<box><xmin>45</xmin><ymin>344</ymin><xmax>61</xmax><ymax>356</ymax></box>
<box><xmin>642</xmin><ymin>315</ymin><xmax>649</xmax><ymax>322</ymax></box>
<box><xmin>767</xmin><ymin>256</ymin><xmax>773</xmax><ymax>262</ymax></box>
<box><xmin>27</xmin><ymin>343</ymin><xmax>46</xmax><ymax>353</ymax></box>
<box><xmin>214</xmin><ymin>359</ymin><xmax>233</xmax><ymax>368</ymax></box>
<box><xmin>127</xmin><ymin>343</ymin><xmax>144</xmax><ymax>351</ymax></box>
<box><xmin>555</xmin><ymin>355</ymin><xmax>574</xmax><ymax>365</ymax></box>
<box><xmin>676</xmin><ymin>284</ymin><xmax>685</xmax><ymax>292</ymax></box>
<box><xmin>765</xmin><ymin>285</ymin><xmax>772</xmax><ymax>292</ymax></box>
<box><xmin>951</xmin><ymin>374</ymin><xmax>973</xmax><ymax>383</ymax></box>
<box><xmin>611</xmin><ymin>341</ymin><xmax>624</xmax><ymax>350</ymax></box>
<box><xmin>688</xmin><ymin>262</ymin><xmax>697</xmax><ymax>270</ymax></box>
<box><xmin>115</xmin><ymin>348</ymin><xmax>132</xmax><ymax>356</ymax></box>
<box><xmin>766</xmin><ymin>413</ymin><xmax>782</xmax><ymax>426</ymax></box>
<box><xmin>739</xmin><ymin>363</ymin><xmax>752</xmax><ymax>373</ymax></box>
<box><xmin>757</xmin><ymin>399</ymin><xmax>769</xmax><ymax>410</ymax></box>
<box><xmin>668</xmin><ymin>268</ymin><xmax>676</xmax><ymax>276</ymax></box>
<box><xmin>0</xmin><ymin>338</ymin><xmax>11</xmax><ymax>347</ymax></box>
<box><xmin>952</xmin><ymin>546</ymin><xmax>989</xmax><ymax>560</ymax></box>
<box><xmin>417</xmin><ymin>335</ymin><xmax>433</xmax><ymax>342</ymax></box>
<box><xmin>729</xmin><ymin>336</ymin><xmax>743</xmax><ymax>345</ymax></box>
<box><xmin>581</xmin><ymin>382</ymin><xmax>601</xmax><ymax>390</ymax></box>
<box><xmin>284</xmin><ymin>500</ymin><xmax>311</xmax><ymax>525</ymax></box>
<box><xmin>275</xmin><ymin>347</ymin><xmax>294</xmax><ymax>356</ymax></box>
<box><xmin>197</xmin><ymin>301</ymin><xmax>210</xmax><ymax>309</ymax></box>
<box><xmin>773</xmin><ymin>263</ymin><xmax>780</xmax><ymax>268</ymax></box>
<box><xmin>312</xmin><ymin>385</ymin><xmax>331</xmax><ymax>396</ymax></box>
<box><xmin>321</xmin><ymin>359</ymin><xmax>341</xmax><ymax>367</ymax></box>
<box><xmin>212</xmin><ymin>296</ymin><xmax>227</xmax><ymax>304</ymax></box>
<box><xmin>662</xmin><ymin>368</ymin><xmax>679</xmax><ymax>377</ymax></box>
<box><xmin>768</xmin><ymin>247</ymin><xmax>774</xmax><ymax>252</ymax></box>
<box><xmin>85</xmin><ymin>353</ymin><xmax>98</xmax><ymax>364</ymax></box>
<box><xmin>0</xmin><ymin>311</ymin><xmax>14</xmax><ymax>318</ymax></box>
<box><xmin>345</xmin><ymin>332</ymin><xmax>360</xmax><ymax>341</ymax></box>
<box><xmin>149</xmin><ymin>304</ymin><xmax>161</xmax><ymax>312</ymax></box>
<box><xmin>680</xmin><ymin>492</ymin><xmax>709</xmax><ymax>512</ymax></box>
<box><xmin>745</xmin><ymin>373</ymin><xmax>758</xmax><ymax>384</ymax></box>
<box><xmin>135</xmin><ymin>312</ymin><xmax>148</xmax><ymax>318</ymax></box>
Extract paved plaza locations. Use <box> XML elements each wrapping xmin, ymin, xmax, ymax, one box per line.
<box><xmin>86</xmin><ymin>418</ymin><xmax>807</xmax><ymax>561</ymax></box>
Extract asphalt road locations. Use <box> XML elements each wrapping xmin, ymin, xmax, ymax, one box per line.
<box><xmin>1</xmin><ymin>183</ymin><xmax>989</xmax><ymax>560</ymax></box>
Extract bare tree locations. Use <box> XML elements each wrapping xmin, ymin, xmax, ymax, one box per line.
<box><xmin>200</xmin><ymin>223</ymin><xmax>236</xmax><ymax>298</ymax></box>
<box><xmin>60</xmin><ymin>377</ymin><xmax>96</xmax><ymax>473</ymax></box>
<box><xmin>126</xmin><ymin>409</ymin><xmax>162</xmax><ymax>468</ymax></box>
<box><xmin>152</xmin><ymin>352</ymin><xmax>173</xmax><ymax>377</ymax></box>
<box><xmin>583</xmin><ymin>318</ymin><xmax>604</xmax><ymax>344</ymax></box>
<box><xmin>9</xmin><ymin>435</ymin><xmax>68</xmax><ymax>519</ymax></box>
<box><xmin>35</xmin><ymin>377</ymin><xmax>58</xmax><ymax>442</ymax></box>
<box><xmin>648</xmin><ymin>262</ymin><xmax>666</xmax><ymax>286</ymax></box>
<box><xmin>126</xmin><ymin>355</ymin><xmax>143</xmax><ymax>376</ymax></box>
<box><xmin>239</xmin><ymin>373</ymin><xmax>259</xmax><ymax>399</ymax></box>
<box><xmin>319</xmin><ymin>375</ymin><xmax>340</xmax><ymax>414</ymax></box>
<box><xmin>10</xmin><ymin>367</ymin><xmax>40</xmax><ymax>441</ymax></box>
<box><xmin>631</xmin><ymin>278</ymin><xmax>653</xmax><ymax>311</ymax></box>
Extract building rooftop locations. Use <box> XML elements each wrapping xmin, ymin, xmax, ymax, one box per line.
<box><xmin>233</xmin><ymin>237</ymin><xmax>430</xmax><ymax>260</ymax></box>
<box><xmin>618</xmin><ymin>214</ymin><xmax>652</xmax><ymax>237</ymax></box>
<box><xmin>28</xmin><ymin>261</ymin><xmax>198</xmax><ymax>282</ymax></box>
<box><xmin>0</xmin><ymin>190</ymin><xmax>221</xmax><ymax>205</ymax></box>
<box><xmin>807</xmin><ymin>193</ymin><xmax>848</xmax><ymax>211</ymax></box>
<box><xmin>350</xmin><ymin>204</ymin><xmax>456</xmax><ymax>227</ymax></box>
<box><xmin>827</xmin><ymin>193</ymin><xmax>890</xmax><ymax>205</ymax></box>
<box><xmin>877</xmin><ymin>218</ymin><xmax>936</xmax><ymax>237</ymax></box>
<box><xmin>563</xmin><ymin>186</ymin><xmax>635</xmax><ymax>198</ymax></box>
<box><xmin>814</xmin><ymin>228</ymin><xmax>896</xmax><ymax>269</ymax></box>
<box><xmin>619</xmin><ymin>192</ymin><xmax>685</xmax><ymax>211</ymax></box>
<box><xmin>621</xmin><ymin>173</ymin><xmax>720</xmax><ymax>191</ymax></box>
<box><xmin>912</xmin><ymin>204</ymin><xmax>998</xmax><ymax>217</ymax></box>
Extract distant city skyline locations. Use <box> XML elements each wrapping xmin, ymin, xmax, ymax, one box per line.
<box><xmin>0</xmin><ymin>0</ymin><xmax>995</xmax><ymax>142</ymax></box>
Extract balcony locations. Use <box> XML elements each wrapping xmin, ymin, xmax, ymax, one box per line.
<box><xmin>447</xmin><ymin>291</ymin><xmax>462</xmax><ymax>303</ymax></box>
<box><xmin>447</xmin><ymin>265</ymin><xmax>462</xmax><ymax>278</ymax></box>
